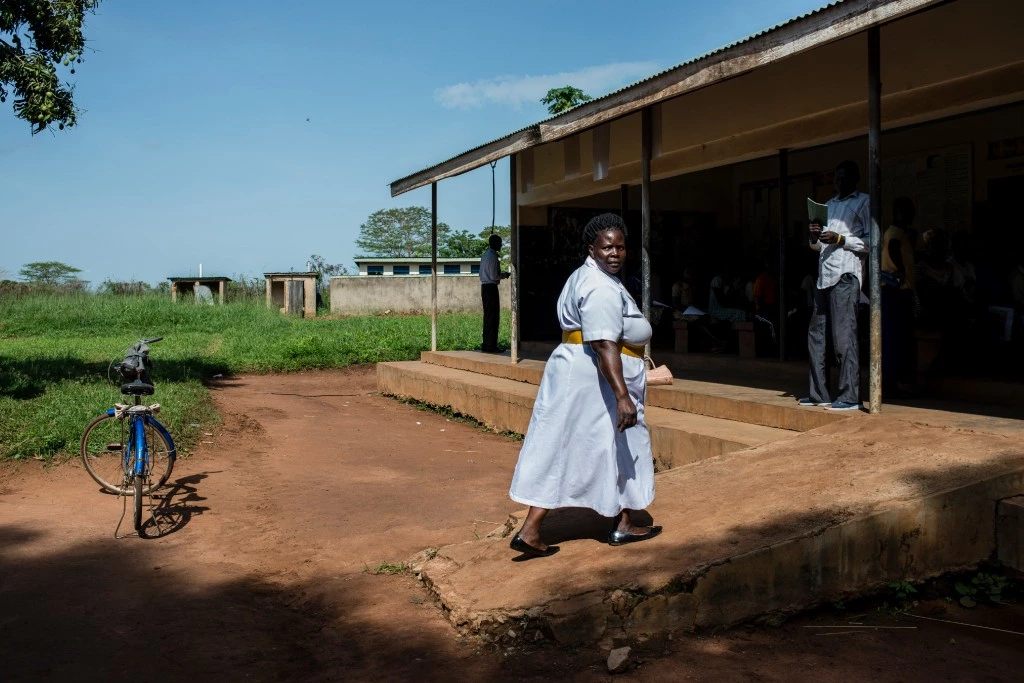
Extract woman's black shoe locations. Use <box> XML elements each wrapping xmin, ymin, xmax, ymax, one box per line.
<box><xmin>608</xmin><ymin>526</ymin><xmax>662</xmax><ymax>546</ymax></box>
<box><xmin>509</xmin><ymin>533</ymin><xmax>559</xmax><ymax>557</ymax></box>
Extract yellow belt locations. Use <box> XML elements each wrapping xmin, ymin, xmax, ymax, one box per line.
<box><xmin>562</xmin><ymin>330</ymin><xmax>644</xmax><ymax>360</ymax></box>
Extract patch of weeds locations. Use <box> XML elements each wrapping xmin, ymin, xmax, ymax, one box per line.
<box><xmin>884</xmin><ymin>580</ymin><xmax>918</xmax><ymax>614</ymax></box>
<box><xmin>955</xmin><ymin>572</ymin><xmax>1009</xmax><ymax>608</ymax></box>
<box><xmin>888</xmin><ymin>580</ymin><xmax>917</xmax><ymax>602</ymax></box>
<box><xmin>363</xmin><ymin>561</ymin><xmax>407</xmax><ymax>576</ymax></box>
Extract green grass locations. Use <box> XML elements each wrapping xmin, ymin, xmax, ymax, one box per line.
<box><xmin>362</xmin><ymin>561</ymin><xmax>407</xmax><ymax>576</ymax></box>
<box><xmin>0</xmin><ymin>293</ymin><xmax>509</xmax><ymax>461</ymax></box>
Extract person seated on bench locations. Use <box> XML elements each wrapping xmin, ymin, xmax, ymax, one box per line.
<box><xmin>708</xmin><ymin>268</ymin><xmax>748</xmax><ymax>324</ymax></box>
<box><xmin>671</xmin><ymin>268</ymin><xmax>694</xmax><ymax>311</ymax></box>
<box><xmin>753</xmin><ymin>259</ymin><xmax>779</xmax><ymax>323</ymax></box>
<box><xmin>915</xmin><ymin>229</ymin><xmax>963</xmax><ymax>332</ymax></box>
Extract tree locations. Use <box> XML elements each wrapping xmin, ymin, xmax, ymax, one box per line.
<box><xmin>478</xmin><ymin>225</ymin><xmax>511</xmax><ymax>267</ymax></box>
<box><xmin>439</xmin><ymin>230</ymin><xmax>487</xmax><ymax>258</ymax></box>
<box><xmin>98</xmin><ymin>279</ymin><xmax>151</xmax><ymax>295</ymax></box>
<box><xmin>540</xmin><ymin>86</ymin><xmax>592</xmax><ymax>115</ymax></box>
<box><xmin>308</xmin><ymin>254</ymin><xmax>349</xmax><ymax>284</ymax></box>
<box><xmin>1</xmin><ymin>1</ymin><xmax>101</xmax><ymax>134</ymax></box>
<box><xmin>355</xmin><ymin>207</ymin><xmax>450</xmax><ymax>258</ymax></box>
<box><xmin>19</xmin><ymin>260</ymin><xmax>82</xmax><ymax>286</ymax></box>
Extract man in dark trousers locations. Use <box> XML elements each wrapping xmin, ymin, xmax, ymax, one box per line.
<box><xmin>800</xmin><ymin>160</ymin><xmax>870</xmax><ymax>411</ymax></box>
<box><xmin>479</xmin><ymin>234</ymin><xmax>508</xmax><ymax>352</ymax></box>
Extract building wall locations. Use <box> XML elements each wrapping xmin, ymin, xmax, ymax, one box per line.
<box><xmin>330</xmin><ymin>276</ymin><xmax>511</xmax><ymax>315</ymax></box>
<box><xmin>356</xmin><ymin>260</ymin><xmax>480</xmax><ymax>276</ymax></box>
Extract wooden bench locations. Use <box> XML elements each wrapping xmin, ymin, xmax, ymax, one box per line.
<box><xmin>675</xmin><ymin>319</ymin><xmax>757</xmax><ymax>357</ymax></box>
<box><xmin>673</xmin><ymin>320</ymin><xmax>692</xmax><ymax>353</ymax></box>
<box><xmin>734</xmin><ymin>321</ymin><xmax>756</xmax><ymax>358</ymax></box>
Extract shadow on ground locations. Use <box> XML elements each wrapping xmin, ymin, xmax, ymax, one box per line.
<box><xmin>0</xmin><ymin>520</ymin><xmax>506</xmax><ymax>682</ymax></box>
<box><xmin>0</xmin><ymin>356</ymin><xmax>231</xmax><ymax>399</ymax></box>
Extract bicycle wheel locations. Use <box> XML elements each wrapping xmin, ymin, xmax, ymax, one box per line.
<box><xmin>142</xmin><ymin>418</ymin><xmax>175</xmax><ymax>493</ymax></box>
<box><xmin>133</xmin><ymin>473</ymin><xmax>144</xmax><ymax>530</ymax></box>
<box><xmin>81</xmin><ymin>414</ymin><xmax>130</xmax><ymax>494</ymax></box>
<box><xmin>82</xmin><ymin>414</ymin><xmax>173</xmax><ymax>495</ymax></box>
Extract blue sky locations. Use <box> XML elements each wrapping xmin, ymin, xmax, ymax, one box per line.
<box><xmin>1</xmin><ymin>0</ymin><xmax>826</xmax><ymax>285</ymax></box>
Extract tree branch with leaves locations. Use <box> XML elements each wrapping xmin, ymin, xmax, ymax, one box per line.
<box><xmin>1</xmin><ymin>1</ymin><xmax>100</xmax><ymax>134</ymax></box>
<box><xmin>355</xmin><ymin>207</ymin><xmax>451</xmax><ymax>258</ymax></box>
<box><xmin>540</xmin><ymin>86</ymin><xmax>592</xmax><ymax>115</ymax></box>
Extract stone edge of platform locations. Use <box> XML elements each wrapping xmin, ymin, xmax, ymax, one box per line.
<box><xmin>407</xmin><ymin>468</ymin><xmax>1024</xmax><ymax>648</ymax></box>
<box><xmin>419</xmin><ymin>351</ymin><xmax>846</xmax><ymax>432</ymax></box>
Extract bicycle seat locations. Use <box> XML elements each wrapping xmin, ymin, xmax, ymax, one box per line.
<box><xmin>121</xmin><ymin>380</ymin><xmax>155</xmax><ymax>396</ymax></box>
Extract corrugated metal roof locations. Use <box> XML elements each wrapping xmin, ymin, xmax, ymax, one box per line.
<box><xmin>538</xmin><ymin>0</ymin><xmax>847</xmax><ymax>122</ymax></box>
<box><xmin>389</xmin><ymin>0</ymin><xmax>855</xmax><ymax>189</ymax></box>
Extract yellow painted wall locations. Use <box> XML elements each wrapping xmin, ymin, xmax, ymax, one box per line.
<box><xmin>520</xmin><ymin>0</ymin><xmax>1024</xmax><ymax>207</ymax></box>
<box><xmin>527</xmin><ymin>103</ymin><xmax>1023</xmax><ymax>243</ymax></box>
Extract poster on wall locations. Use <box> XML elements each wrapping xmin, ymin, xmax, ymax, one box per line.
<box><xmin>882</xmin><ymin>144</ymin><xmax>971</xmax><ymax>234</ymax></box>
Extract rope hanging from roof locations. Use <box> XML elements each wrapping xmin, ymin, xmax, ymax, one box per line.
<box><xmin>490</xmin><ymin>160</ymin><xmax>498</xmax><ymax>234</ymax></box>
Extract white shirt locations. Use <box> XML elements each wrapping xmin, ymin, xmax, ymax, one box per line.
<box><xmin>479</xmin><ymin>248</ymin><xmax>500</xmax><ymax>284</ymax></box>
<box><xmin>558</xmin><ymin>256</ymin><xmax>652</xmax><ymax>346</ymax></box>
<box><xmin>811</xmin><ymin>191</ymin><xmax>870</xmax><ymax>289</ymax></box>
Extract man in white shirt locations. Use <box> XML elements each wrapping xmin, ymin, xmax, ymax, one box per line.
<box><xmin>800</xmin><ymin>160</ymin><xmax>870</xmax><ymax>411</ymax></box>
<box><xmin>479</xmin><ymin>234</ymin><xmax>508</xmax><ymax>352</ymax></box>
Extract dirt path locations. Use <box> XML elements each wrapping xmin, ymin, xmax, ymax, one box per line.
<box><xmin>1</xmin><ymin>366</ymin><xmax>1020</xmax><ymax>681</ymax></box>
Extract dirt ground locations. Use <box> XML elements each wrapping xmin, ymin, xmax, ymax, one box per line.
<box><xmin>1</xmin><ymin>366</ymin><xmax>1021</xmax><ymax>682</ymax></box>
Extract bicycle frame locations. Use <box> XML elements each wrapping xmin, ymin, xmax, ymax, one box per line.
<box><xmin>106</xmin><ymin>396</ymin><xmax>177</xmax><ymax>484</ymax></box>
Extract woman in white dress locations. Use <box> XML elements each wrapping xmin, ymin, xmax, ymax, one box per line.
<box><xmin>509</xmin><ymin>213</ymin><xmax>661</xmax><ymax>557</ymax></box>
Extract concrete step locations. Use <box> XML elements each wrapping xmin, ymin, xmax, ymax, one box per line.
<box><xmin>408</xmin><ymin>415</ymin><xmax>1024</xmax><ymax>646</ymax></box>
<box><xmin>420</xmin><ymin>351</ymin><xmax>844</xmax><ymax>432</ymax></box>
<box><xmin>377</xmin><ymin>360</ymin><xmax>796</xmax><ymax>471</ymax></box>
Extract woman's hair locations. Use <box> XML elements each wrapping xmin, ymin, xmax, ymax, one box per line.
<box><xmin>582</xmin><ymin>212</ymin><xmax>628</xmax><ymax>246</ymax></box>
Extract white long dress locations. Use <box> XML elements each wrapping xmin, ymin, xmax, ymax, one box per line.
<box><xmin>509</xmin><ymin>256</ymin><xmax>655</xmax><ymax>517</ymax></box>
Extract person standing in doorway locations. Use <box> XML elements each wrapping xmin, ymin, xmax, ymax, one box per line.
<box><xmin>480</xmin><ymin>234</ymin><xmax>508</xmax><ymax>353</ymax></box>
<box><xmin>800</xmin><ymin>160</ymin><xmax>870</xmax><ymax>411</ymax></box>
<box><xmin>881</xmin><ymin>196</ymin><xmax>917</xmax><ymax>395</ymax></box>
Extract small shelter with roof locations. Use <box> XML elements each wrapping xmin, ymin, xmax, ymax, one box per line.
<box><xmin>264</xmin><ymin>271</ymin><xmax>318</xmax><ymax>318</ymax></box>
<box><xmin>168</xmin><ymin>276</ymin><xmax>231</xmax><ymax>305</ymax></box>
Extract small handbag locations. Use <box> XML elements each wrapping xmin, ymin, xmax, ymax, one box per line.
<box><xmin>644</xmin><ymin>355</ymin><xmax>674</xmax><ymax>386</ymax></box>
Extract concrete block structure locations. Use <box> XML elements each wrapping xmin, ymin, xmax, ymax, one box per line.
<box><xmin>382</xmin><ymin>351</ymin><xmax>1024</xmax><ymax>644</ymax></box>
<box><xmin>168</xmin><ymin>276</ymin><xmax>230</xmax><ymax>304</ymax></box>
<box><xmin>264</xmin><ymin>271</ymin><xmax>318</xmax><ymax>318</ymax></box>
<box><xmin>997</xmin><ymin>496</ymin><xmax>1024</xmax><ymax>572</ymax></box>
<box><xmin>330</xmin><ymin>275</ymin><xmax>510</xmax><ymax>316</ymax></box>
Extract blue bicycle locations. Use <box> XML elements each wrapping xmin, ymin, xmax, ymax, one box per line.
<box><xmin>80</xmin><ymin>337</ymin><xmax>177</xmax><ymax>531</ymax></box>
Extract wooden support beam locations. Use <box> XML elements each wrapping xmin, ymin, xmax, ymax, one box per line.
<box><xmin>517</xmin><ymin>60</ymin><xmax>1024</xmax><ymax>209</ymax></box>
<box><xmin>431</xmin><ymin>182</ymin><xmax>438</xmax><ymax>352</ymax></box>
<box><xmin>641</xmin><ymin>107</ymin><xmax>652</xmax><ymax>356</ymax></box>
<box><xmin>510</xmin><ymin>154</ymin><xmax>520</xmax><ymax>364</ymax></box>
<box><xmin>391</xmin><ymin>129</ymin><xmax>540</xmax><ymax>197</ymax></box>
<box><xmin>778</xmin><ymin>148</ymin><xmax>789</xmax><ymax>361</ymax></box>
<box><xmin>868</xmin><ymin>27</ymin><xmax>882</xmax><ymax>413</ymax></box>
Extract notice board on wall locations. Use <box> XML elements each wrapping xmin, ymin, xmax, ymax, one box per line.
<box><xmin>882</xmin><ymin>144</ymin><xmax>972</xmax><ymax>233</ymax></box>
